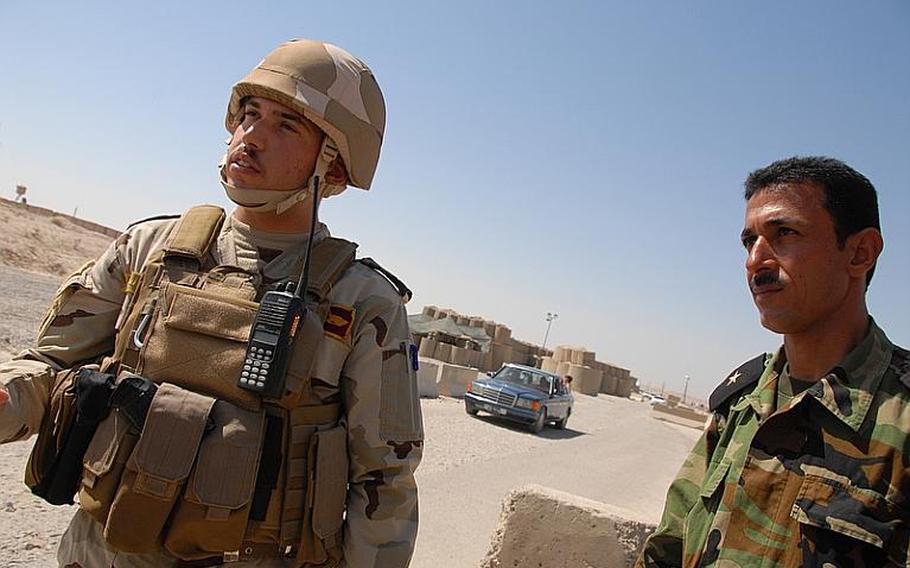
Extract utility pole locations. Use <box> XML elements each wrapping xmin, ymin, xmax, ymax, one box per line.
<box><xmin>683</xmin><ymin>375</ymin><xmax>690</xmax><ymax>405</ymax></box>
<box><xmin>542</xmin><ymin>312</ymin><xmax>558</xmax><ymax>350</ymax></box>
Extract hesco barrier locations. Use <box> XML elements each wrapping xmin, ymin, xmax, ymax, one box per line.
<box><xmin>566</xmin><ymin>363</ymin><xmax>603</xmax><ymax>396</ymax></box>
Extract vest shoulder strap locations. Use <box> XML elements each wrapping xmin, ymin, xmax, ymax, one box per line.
<box><xmin>163</xmin><ymin>205</ymin><xmax>226</xmax><ymax>262</ymax></box>
<box><xmin>709</xmin><ymin>353</ymin><xmax>767</xmax><ymax>413</ymax></box>
<box><xmin>306</xmin><ymin>237</ymin><xmax>358</xmax><ymax>300</ymax></box>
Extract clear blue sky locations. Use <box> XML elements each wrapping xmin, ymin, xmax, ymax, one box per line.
<box><xmin>1</xmin><ymin>1</ymin><xmax>907</xmax><ymax>399</ymax></box>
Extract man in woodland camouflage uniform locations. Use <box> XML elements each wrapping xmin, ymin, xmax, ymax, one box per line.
<box><xmin>637</xmin><ymin>156</ymin><xmax>909</xmax><ymax>567</ymax></box>
<box><xmin>0</xmin><ymin>39</ymin><xmax>423</xmax><ymax>567</ymax></box>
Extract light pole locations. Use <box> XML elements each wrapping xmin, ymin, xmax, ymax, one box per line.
<box><xmin>683</xmin><ymin>375</ymin><xmax>690</xmax><ymax>405</ymax></box>
<box><xmin>542</xmin><ymin>312</ymin><xmax>558</xmax><ymax>350</ymax></box>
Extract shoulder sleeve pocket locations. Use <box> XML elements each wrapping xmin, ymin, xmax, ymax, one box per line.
<box><xmin>379</xmin><ymin>341</ymin><xmax>423</xmax><ymax>442</ymax></box>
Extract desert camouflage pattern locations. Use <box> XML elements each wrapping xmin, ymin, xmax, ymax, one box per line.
<box><xmin>228</xmin><ymin>39</ymin><xmax>386</xmax><ymax>193</ymax></box>
<box><xmin>637</xmin><ymin>320</ymin><xmax>910</xmax><ymax>567</ymax></box>
<box><xmin>0</xmin><ymin>212</ymin><xmax>423</xmax><ymax>568</ymax></box>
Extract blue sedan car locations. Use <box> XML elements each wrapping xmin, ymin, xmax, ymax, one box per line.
<box><xmin>464</xmin><ymin>364</ymin><xmax>574</xmax><ymax>433</ymax></box>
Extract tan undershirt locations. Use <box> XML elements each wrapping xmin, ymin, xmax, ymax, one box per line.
<box><xmin>218</xmin><ymin>213</ymin><xmax>329</xmax><ymax>284</ymax></box>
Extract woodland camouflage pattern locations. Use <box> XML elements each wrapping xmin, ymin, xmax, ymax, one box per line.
<box><xmin>636</xmin><ymin>320</ymin><xmax>910</xmax><ymax>567</ymax></box>
<box><xmin>0</xmin><ymin>213</ymin><xmax>423</xmax><ymax>567</ymax></box>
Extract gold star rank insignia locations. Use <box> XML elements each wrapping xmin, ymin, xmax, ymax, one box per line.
<box><xmin>726</xmin><ymin>371</ymin><xmax>741</xmax><ymax>385</ymax></box>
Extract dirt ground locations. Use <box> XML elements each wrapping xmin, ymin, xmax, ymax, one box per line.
<box><xmin>0</xmin><ymin>199</ymin><xmax>113</xmax><ymax>279</ymax></box>
<box><xmin>0</xmin><ymin>205</ymin><xmax>700</xmax><ymax>567</ymax></box>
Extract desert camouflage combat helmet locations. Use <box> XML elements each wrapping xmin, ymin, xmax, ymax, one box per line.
<box><xmin>226</xmin><ymin>39</ymin><xmax>386</xmax><ymax>191</ymax></box>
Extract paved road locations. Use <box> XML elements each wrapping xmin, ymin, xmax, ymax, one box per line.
<box><xmin>411</xmin><ymin>395</ymin><xmax>699</xmax><ymax>568</ymax></box>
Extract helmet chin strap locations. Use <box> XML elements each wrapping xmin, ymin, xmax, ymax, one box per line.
<box><xmin>220</xmin><ymin>138</ymin><xmax>344</xmax><ymax>215</ymax></box>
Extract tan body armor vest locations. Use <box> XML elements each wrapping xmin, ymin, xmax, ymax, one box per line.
<box><xmin>72</xmin><ymin>206</ymin><xmax>356</xmax><ymax>565</ymax></box>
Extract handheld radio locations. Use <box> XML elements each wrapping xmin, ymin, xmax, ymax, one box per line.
<box><xmin>237</xmin><ymin>176</ymin><xmax>323</xmax><ymax>399</ymax></box>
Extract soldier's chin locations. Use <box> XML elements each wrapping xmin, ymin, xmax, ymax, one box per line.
<box><xmin>757</xmin><ymin>309</ymin><xmax>795</xmax><ymax>335</ymax></box>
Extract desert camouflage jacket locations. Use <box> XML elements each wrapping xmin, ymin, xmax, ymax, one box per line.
<box><xmin>637</xmin><ymin>320</ymin><xmax>910</xmax><ymax>567</ymax></box>
<box><xmin>0</xmin><ymin>211</ymin><xmax>423</xmax><ymax>568</ymax></box>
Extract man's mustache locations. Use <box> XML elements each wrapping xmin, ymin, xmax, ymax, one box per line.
<box><xmin>230</xmin><ymin>145</ymin><xmax>260</xmax><ymax>167</ymax></box>
<box><xmin>751</xmin><ymin>271</ymin><xmax>779</xmax><ymax>290</ymax></box>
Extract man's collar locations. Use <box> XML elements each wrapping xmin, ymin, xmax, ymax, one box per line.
<box><xmin>738</xmin><ymin>318</ymin><xmax>894</xmax><ymax>431</ymax></box>
<box><xmin>808</xmin><ymin>318</ymin><xmax>893</xmax><ymax>431</ymax></box>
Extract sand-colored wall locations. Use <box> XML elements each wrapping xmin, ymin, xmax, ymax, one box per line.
<box><xmin>540</xmin><ymin>356</ymin><xmax>558</xmax><ymax>374</ymax></box>
<box><xmin>614</xmin><ymin>376</ymin><xmax>636</xmax><ymax>398</ymax></box>
<box><xmin>434</xmin><ymin>342</ymin><xmax>452</xmax><ymax>362</ymax></box>
<box><xmin>480</xmin><ymin>484</ymin><xmax>655</xmax><ymax>568</ymax></box>
<box><xmin>418</xmin><ymin>337</ymin><xmax>437</xmax><ymax>357</ymax></box>
<box><xmin>566</xmin><ymin>364</ymin><xmax>603</xmax><ymax>396</ymax></box>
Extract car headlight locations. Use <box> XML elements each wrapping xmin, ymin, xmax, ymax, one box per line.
<box><xmin>515</xmin><ymin>398</ymin><xmax>542</xmax><ymax>411</ymax></box>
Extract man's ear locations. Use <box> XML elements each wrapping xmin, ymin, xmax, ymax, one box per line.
<box><xmin>846</xmin><ymin>227</ymin><xmax>884</xmax><ymax>280</ymax></box>
<box><xmin>325</xmin><ymin>156</ymin><xmax>349</xmax><ymax>186</ymax></box>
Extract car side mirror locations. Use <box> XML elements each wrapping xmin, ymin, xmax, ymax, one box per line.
<box><xmin>486</xmin><ymin>371</ymin><xmax>494</xmax><ymax>377</ymax></box>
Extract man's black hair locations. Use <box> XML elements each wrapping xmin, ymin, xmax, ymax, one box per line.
<box><xmin>744</xmin><ymin>156</ymin><xmax>880</xmax><ymax>286</ymax></box>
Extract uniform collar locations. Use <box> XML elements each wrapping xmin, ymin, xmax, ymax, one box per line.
<box><xmin>737</xmin><ymin>318</ymin><xmax>893</xmax><ymax>431</ymax></box>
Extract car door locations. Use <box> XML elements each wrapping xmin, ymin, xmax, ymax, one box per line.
<box><xmin>548</xmin><ymin>378</ymin><xmax>569</xmax><ymax>419</ymax></box>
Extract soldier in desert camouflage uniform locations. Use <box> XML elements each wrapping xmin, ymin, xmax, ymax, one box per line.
<box><xmin>637</xmin><ymin>156</ymin><xmax>909</xmax><ymax>567</ymax></box>
<box><xmin>0</xmin><ymin>39</ymin><xmax>423</xmax><ymax>567</ymax></box>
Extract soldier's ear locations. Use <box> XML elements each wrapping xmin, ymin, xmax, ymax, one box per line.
<box><xmin>325</xmin><ymin>156</ymin><xmax>349</xmax><ymax>187</ymax></box>
<box><xmin>846</xmin><ymin>227</ymin><xmax>883</xmax><ymax>281</ymax></box>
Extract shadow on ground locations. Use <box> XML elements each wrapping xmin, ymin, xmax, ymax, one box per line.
<box><xmin>470</xmin><ymin>413</ymin><xmax>586</xmax><ymax>439</ymax></box>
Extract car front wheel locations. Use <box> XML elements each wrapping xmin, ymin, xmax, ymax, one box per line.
<box><xmin>529</xmin><ymin>409</ymin><xmax>547</xmax><ymax>433</ymax></box>
<box><xmin>554</xmin><ymin>409</ymin><xmax>570</xmax><ymax>430</ymax></box>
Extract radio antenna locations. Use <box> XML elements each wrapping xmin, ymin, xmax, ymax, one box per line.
<box><xmin>294</xmin><ymin>176</ymin><xmax>321</xmax><ymax>298</ymax></box>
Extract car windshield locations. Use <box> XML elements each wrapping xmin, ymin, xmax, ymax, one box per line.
<box><xmin>493</xmin><ymin>367</ymin><xmax>553</xmax><ymax>394</ymax></box>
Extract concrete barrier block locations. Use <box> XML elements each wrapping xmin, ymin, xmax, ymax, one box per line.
<box><xmin>417</xmin><ymin>358</ymin><xmax>441</xmax><ymax>398</ymax></box>
<box><xmin>480</xmin><ymin>484</ymin><xmax>655</xmax><ymax>568</ymax></box>
<box><xmin>540</xmin><ymin>356</ymin><xmax>558</xmax><ymax>373</ymax></box>
<box><xmin>437</xmin><ymin>362</ymin><xmax>479</xmax><ymax>398</ymax></box>
<box><xmin>651</xmin><ymin>404</ymin><xmax>707</xmax><ymax>429</ymax></box>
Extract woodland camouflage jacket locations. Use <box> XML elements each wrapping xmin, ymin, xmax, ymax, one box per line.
<box><xmin>637</xmin><ymin>320</ymin><xmax>910</xmax><ymax>567</ymax></box>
